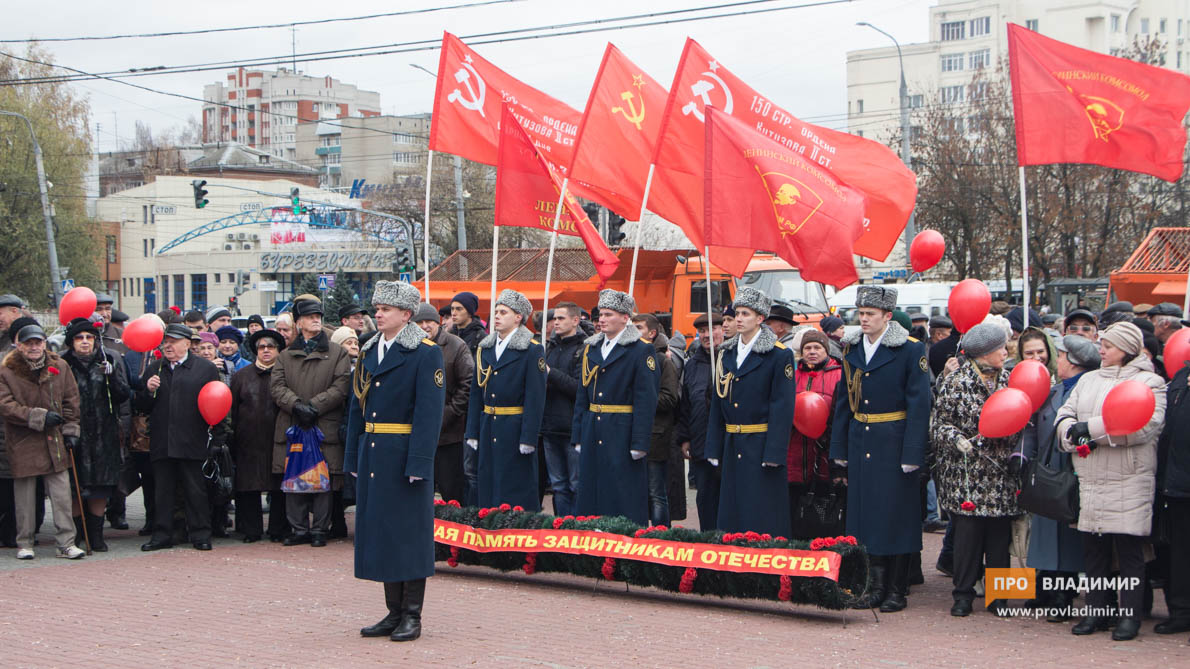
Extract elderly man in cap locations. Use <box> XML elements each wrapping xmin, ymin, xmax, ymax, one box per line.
<box><xmin>464</xmin><ymin>290</ymin><xmax>546</xmax><ymax>511</ymax></box>
<box><xmin>340</xmin><ymin>303</ymin><xmax>368</xmax><ymax>336</ymax></box>
<box><xmin>0</xmin><ymin>317</ymin><xmax>85</xmax><ymax>559</ymax></box>
<box><xmin>414</xmin><ymin>303</ymin><xmax>473</xmax><ymax>507</ymax></box>
<box><xmin>1148</xmin><ymin>302</ymin><xmax>1184</xmax><ymax>345</ymax></box>
<box><xmin>707</xmin><ymin>287</ymin><xmax>796</xmax><ymax>536</ymax></box>
<box><xmin>137</xmin><ymin>323</ymin><xmax>225</xmax><ymax>551</ymax></box>
<box><xmin>346</xmin><ymin>280</ymin><xmax>444</xmax><ymax>642</ymax></box>
<box><xmin>677</xmin><ymin>312</ymin><xmax>724</xmax><ymax>529</ymax></box>
<box><xmin>571</xmin><ymin>289</ymin><xmax>660</xmax><ymax>525</ymax></box>
<box><xmin>93</xmin><ymin>293</ymin><xmax>127</xmax><ymax>355</ymax></box>
<box><xmin>1063</xmin><ymin>308</ymin><xmax>1099</xmax><ymax>341</ymax></box>
<box><xmin>272</xmin><ymin>299</ymin><xmax>352</xmax><ymax>547</ymax></box>
<box><xmin>830</xmin><ymin>285</ymin><xmax>931</xmax><ymax>613</ymax></box>
<box><xmin>765</xmin><ymin>304</ymin><xmax>798</xmax><ymax>346</ymax></box>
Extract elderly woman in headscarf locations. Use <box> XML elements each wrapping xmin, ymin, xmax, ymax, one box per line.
<box><xmin>1054</xmin><ymin>321</ymin><xmax>1166</xmax><ymax>641</ymax></box>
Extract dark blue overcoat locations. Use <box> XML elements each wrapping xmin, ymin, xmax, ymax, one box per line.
<box><xmin>829</xmin><ymin>322</ymin><xmax>930</xmax><ymax>556</ymax></box>
<box><xmin>706</xmin><ymin>327</ymin><xmax>795</xmax><ymax>536</ymax></box>
<box><xmin>464</xmin><ymin>327</ymin><xmax>546</xmax><ymax>511</ymax></box>
<box><xmin>344</xmin><ymin>325</ymin><xmax>445</xmax><ymax>583</ymax></box>
<box><xmin>572</xmin><ymin>327</ymin><xmax>659</xmax><ymax>525</ymax></box>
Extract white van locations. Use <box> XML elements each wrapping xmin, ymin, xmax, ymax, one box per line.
<box><xmin>830</xmin><ymin>282</ymin><xmax>955</xmax><ymax>325</ymax></box>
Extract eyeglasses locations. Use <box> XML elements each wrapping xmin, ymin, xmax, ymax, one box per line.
<box><xmin>257</xmin><ymin>343</ymin><xmax>277</xmax><ymax>350</ymax></box>
<box><xmin>74</xmin><ymin>334</ymin><xmax>96</xmax><ymax>340</ymax></box>
<box><xmin>1066</xmin><ymin>325</ymin><xmax>1096</xmax><ymax>333</ymax></box>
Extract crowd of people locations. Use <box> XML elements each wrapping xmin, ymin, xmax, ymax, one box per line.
<box><xmin>0</xmin><ymin>284</ymin><xmax>1187</xmax><ymax>645</ymax></box>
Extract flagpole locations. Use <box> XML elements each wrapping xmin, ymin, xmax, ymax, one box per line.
<box><xmin>627</xmin><ymin>163</ymin><xmax>656</xmax><ymax>298</ymax></box>
<box><xmin>422</xmin><ymin>149</ymin><xmax>435</xmax><ymax>298</ymax></box>
<box><xmin>541</xmin><ymin>178</ymin><xmax>570</xmax><ymax>354</ymax></box>
<box><xmin>703</xmin><ymin>245</ymin><xmax>717</xmax><ymax>401</ymax></box>
<box><xmin>1018</xmin><ymin>166</ymin><xmax>1030</xmax><ymax>308</ymax></box>
<box><xmin>489</xmin><ymin>225</ymin><xmax>500</xmax><ymax>327</ymax></box>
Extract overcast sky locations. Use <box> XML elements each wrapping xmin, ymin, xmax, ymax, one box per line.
<box><xmin>3</xmin><ymin>0</ymin><xmax>934</xmax><ymax>153</ymax></box>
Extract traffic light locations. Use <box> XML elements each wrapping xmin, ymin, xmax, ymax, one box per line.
<box><xmin>607</xmin><ymin>213</ymin><xmax>626</xmax><ymax>246</ymax></box>
<box><xmin>290</xmin><ymin>187</ymin><xmax>301</xmax><ymax>215</ymax></box>
<box><xmin>191</xmin><ymin>180</ymin><xmax>208</xmax><ymax>209</ymax></box>
<box><xmin>395</xmin><ymin>246</ymin><xmax>413</xmax><ymax>273</ymax></box>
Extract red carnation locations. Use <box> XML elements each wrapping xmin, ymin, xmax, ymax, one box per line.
<box><xmin>653</xmin><ymin>525</ymin><xmax>667</xmax><ymax>532</ymax></box>
<box><xmin>760</xmin><ymin>533</ymin><xmax>772</xmax><ymax>541</ymax></box>
<box><xmin>552</xmin><ymin>518</ymin><xmax>565</xmax><ymax>529</ymax></box>
<box><xmin>47</xmin><ymin>366</ymin><xmax>60</xmax><ymax>376</ymax></box>
<box><xmin>961</xmin><ymin>500</ymin><xmax>976</xmax><ymax>512</ymax></box>
<box><xmin>448</xmin><ymin>499</ymin><xmax>461</xmax><ymax>508</ymax></box>
<box><xmin>601</xmin><ymin>557</ymin><xmax>616</xmax><ymax>581</ymax></box>
<box><xmin>1076</xmin><ymin>444</ymin><xmax>1092</xmax><ymax>458</ymax></box>
<box><xmin>152</xmin><ymin>350</ymin><xmax>163</xmax><ymax>359</ymax></box>
<box><xmin>634</xmin><ymin>528</ymin><xmax>647</xmax><ymax>538</ymax></box>
<box><xmin>434</xmin><ymin>499</ymin><xmax>445</xmax><ymax>506</ymax></box>
<box><xmin>93</xmin><ymin>321</ymin><xmax>104</xmax><ymax>330</ymax></box>
<box><xmin>823</xmin><ymin>537</ymin><xmax>838</xmax><ymax>547</ymax></box>
<box><xmin>477</xmin><ymin>508</ymin><xmax>489</xmax><ymax>519</ymax></box>
<box><xmin>844</xmin><ymin>536</ymin><xmax>858</xmax><ymax>546</ymax></box>
<box><xmin>776</xmin><ymin>536</ymin><xmax>788</xmax><ymax>543</ymax></box>
<box><xmin>745</xmin><ymin>531</ymin><xmax>761</xmax><ymax>542</ymax></box>
<box><xmin>513</xmin><ymin>505</ymin><xmax>524</xmax><ymax>512</ymax></box>
<box><xmin>679</xmin><ymin>567</ymin><xmax>698</xmax><ymax>594</ymax></box>
<box><xmin>522</xmin><ymin>553</ymin><xmax>537</xmax><ymax>575</ymax></box>
<box><xmin>778</xmin><ymin>575</ymin><xmax>793</xmax><ymax>602</ymax></box>
<box><xmin>169</xmin><ymin>305</ymin><xmax>181</xmax><ymax>315</ymax></box>
<box><xmin>810</xmin><ymin>538</ymin><xmax>826</xmax><ymax>550</ymax></box>
<box><xmin>447</xmin><ymin>547</ymin><xmax>460</xmax><ymax>568</ymax></box>
<box><xmin>499</xmin><ymin>503</ymin><xmax>511</xmax><ymax>512</ymax></box>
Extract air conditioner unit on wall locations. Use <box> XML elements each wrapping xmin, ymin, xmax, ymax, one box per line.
<box><xmin>226</xmin><ymin>233</ymin><xmax>236</xmax><ymax>240</ymax></box>
<box><xmin>241</xmin><ymin>243</ymin><xmax>252</xmax><ymax>250</ymax></box>
<box><xmin>251</xmin><ymin>233</ymin><xmax>260</xmax><ymax>241</ymax></box>
<box><xmin>237</xmin><ymin>232</ymin><xmax>247</xmax><ymax>240</ymax></box>
<box><xmin>224</xmin><ymin>244</ymin><xmax>234</xmax><ymax>251</ymax></box>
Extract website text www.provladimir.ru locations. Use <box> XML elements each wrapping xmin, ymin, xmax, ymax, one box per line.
<box><xmin>1000</xmin><ymin>604</ymin><xmax>1135</xmax><ymax>620</ymax></box>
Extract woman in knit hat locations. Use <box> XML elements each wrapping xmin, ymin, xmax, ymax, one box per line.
<box><xmin>930</xmin><ymin>322</ymin><xmax>1021</xmax><ymax>617</ymax></box>
<box><xmin>785</xmin><ymin>329</ymin><xmax>845</xmax><ymax>539</ymax></box>
<box><xmin>1054</xmin><ymin>321</ymin><xmax>1167</xmax><ymax>641</ymax></box>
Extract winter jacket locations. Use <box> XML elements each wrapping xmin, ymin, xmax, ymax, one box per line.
<box><xmin>541</xmin><ymin>330</ymin><xmax>584</xmax><ymax>438</ymax></box>
<box><xmin>648</xmin><ymin>333</ymin><xmax>681</xmax><ymax>462</ymax></box>
<box><xmin>1054</xmin><ymin>355</ymin><xmax>1167</xmax><ymax>536</ymax></box>
<box><xmin>1159</xmin><ymin>366</ymin><xmax>1190</xmax><ymax>499</ymax></box>
<box><xmin>928</xmin><ymin>329</ymin><xmax>961</xmax><ymax>377</ymax></box>
<box><xmin>220</xmin><ymin>351</ymin><xmax>252</xmax><ymax>373</ymax></box>
<box><xmin>136</xmin><ymin>354</ymin><xmax>225</xmax><ymax>461</ymax></box>
<box><xmin>62</xmin><ymin>350</ymin><xmax>131</xmax><ymax>489</ymax></box>
<box><xmin>271</xmin><ymin>331</ymin><xmax>352</xmax><ymax>480</ymax></box>
<box><xmin>229</xmin><ymin>362</ymin><xmax>278</xmax><ymax>492</ymax></box>
<box><xmin>454</xmin><ymin>318</ymin><xmax>488</xmax><ymax>356</ymax></box>
<box><xmin>930</xmin><ymin>360</ymin><xmax>1021</xmax><ymax>518</ymax></box>
<box><xmin>675</xmin><ymin>342</ymin><xmax>714</xmax><ymax>461</ymax></box>
<box><xmin>433</xmin><ymin>327</ymin><xmax>474</xmax><ymax>446</ymax></box>
<box><xmin>0</xmin><ymin>351</ymin><xmax>81</xmax><ymax>478</ymax></box>
<box><xmin>0</xmin><ymin>334</ymin><xmax>13</xmax><ymax>479</ymax></box>
<box><xmin>787</xmin><ymin>357</ymin><xmax>843</xmax><ymax>484</ymax></box>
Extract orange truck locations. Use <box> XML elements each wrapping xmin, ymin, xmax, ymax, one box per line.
<box><xmin>425</xmin><ymin>247</ymin><xmax>830</xmax><ymax>335</ymax></box>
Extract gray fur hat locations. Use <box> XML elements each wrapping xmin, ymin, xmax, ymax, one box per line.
<box><xmin>496</xmin><ymin>289</ymin><xmax>533</xmax><ymax>323</ymax></box>
<box><xmin>597</xmin><ymin>289</ymin><xmax>635</xmax><ymax>315</ymax></box>
<box><xmin>372</xmin><ymin>280</ymin><xmax>421</xmax><ymax>311</ymax></box>
<box><xmin>733</xmin><ymin>287</ymin><xmax>772</xmax><ymax>318</ymax></box>
<box><xmin>960</xmin><ymin>322</ymin><xmax>1007</xmax><ymax>358</ymax></box>
<box><xmin>856</xmin><ymin>285</ymin><xmax>898</xmax><ymax>312</ymax></box>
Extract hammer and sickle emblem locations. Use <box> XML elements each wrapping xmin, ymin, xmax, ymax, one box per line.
<box><xmin>611</xmin><ymin>91</ymin><xmax>646</xmax><ymax>130</ymax></box>
<box><xmin>446</xmin><ymin>56</ymin><xmax>486</xmax><ymax>118</ymax></box>
<box><xmin>680</xmin><ymin>63</ymin><xmax>734</xmax><ymax>123</ymax></box>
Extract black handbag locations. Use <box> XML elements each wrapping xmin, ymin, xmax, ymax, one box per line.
<box><xmin>1017</xmin><ymin>455</ymin><xmax>1080</xmax><ymax>525</ymax></box>
<box><xmin>793</xmin><ymin>485</ymin><xmax>846</xmax><ymax>540</ymax></box>
<box><xmin>203</xmin><ymin>445</ymin><xmax>235</xmax><ymax>507</ymax></box>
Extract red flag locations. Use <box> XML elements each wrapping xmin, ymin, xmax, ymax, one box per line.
<box><xmin>650</xmin><ymin>38</ymin><xmax>916</xmax><ymax>272</ymax></box>
<box><xmin>1008</xmin><ymin>23</ymin><xmax>1190</xmax><ymax>182</ymax></box>
<box><xmin>569</xmin><ymin>44</ymin><xmax>669</xmax><ymax>219</ymax></box>
<box><xmin>495</xmin><ymin>104</ymin><xmax>620</xmax><ymax>284</ymax></box>
<box><xmin>705</xmin><ymin>107</ymin><xmax>864</xmax><ymax>288</ymax></box>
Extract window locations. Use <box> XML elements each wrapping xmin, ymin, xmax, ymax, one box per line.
<box><xmin>106</xmin><ymin>236</ymin><xmax>117</xmax><ymax>264</ymax></box>
<box><xmin>856</xmin><ymin>99</ymin><xmax>864</xmax><ymax>113</ymax></box>
<box><xmin>393</xmin><ymin>132</ymin><xmax>419</xmax><ymax>144</ymax></box>
<box><xmin>941</xmin><ymin>53</ymin><xmax>965</xmax><ymax>72</ymax></box>
<box><xmin>150</xmin><ymin>239</ymin><xmax>155</xmax><ymax>254</ymax></box>
<box><xmin>1142</xmin><ymin>18</ymin><xmax>1150</xmax><ymax>33</ymax></box>
<box><xmin>1025</xmin><ymin>19</ymin><xmax>1038</xmax><ymax>32</ymax></box>
<box><xmin>855</xmin><ymin>130</ymin><xmax>864</xmax><ymax>138</ymax></box>
<box><xmin>1180</xmin><ymin>51</ymin><xmax>1183</xmax><ymax>69</ymax></box>
<box><xmin>1179</xmin><ymin>19</ymin><xmax>1183</xmax><ymax>36</ymax></box>
<box><xmin>393</xmin><ymin>152</ymin><xmax>420</xmax><ymax>164</ymax></box>
<box><xmin>1111</xmin><ymin>14</ymin><xmax>1120</xmax><ymax>33</ymax></box>
<box><xmin>161</xmin><ymin>275</ymin><xmax>169</xmax><ymax>307</ymax></box>
<box><xmin>214</xmin><ymin>273</ymin><xmax>221</xmax><ymax>283</ymax></box>
<box><xmin>969</xmin><ymin>82</ymin><xmax>988</xmax><ymax>101</ymax></box>
<box><xmin>320</xmin><ymin>136</ymin><xmax>340</xmax><ymax>147</ymax></box>
<box><xmin>941</xmin><ymin>85</ymin><xmax>964</xmax><ymax>104</ymax></box>
<box><xmin>1161</xmin><ymin>18</ymin><xmax>1167</xmax><ymax>33</ymax></box>
<box><xmin>138</xmin><ymin>278</ymin><xmax>142</xmax><ymax>297</ymax></box>
<box><xmin>910</xmin><ymin>125</ymin><xmax>922</xmax><ymax>142</ymax></box>
<box><xmin>228</xmin><ymin>273</ymin><xmax>235</xmax><ymax>283</ymax></box>
<box><xmin>969</xmin><ymin>17</ymin><xmax>990</xmax><ymax>36</ymax></box>
<box><xmin>968</xmin><ymin>49</ymin><xmax>990</xmax><ymax>70</ymax></box>
<box><xmin>174</xmin><ymin>275</ymin><xmax>185</xmax><ymax>309</ymax></box>
<box><xmin>143</xmin><ymin>238</ymin><xmax>148</xmax><ymax>258</ymax></box>
<box><xmin>191</xmin><ymin>274</ymin><xmax>208</xmax><ymax>312</ymax></box>
<box><xmin>908</xmin><ymin>94</ymin><xmax>924</xmax><ymax>108</ymax></box>
<box><xmin>323</xmin><ymin>153</ymin><xmax>340</xmax><ymax>166</ymax></box>
<box><xmin>941</xmin><ymin>20</ymin><xmax>965</xmax><ymax>41</ymax></box>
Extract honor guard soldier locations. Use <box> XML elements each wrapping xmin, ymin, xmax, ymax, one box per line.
<box><xmin>464</xmin><ymin>289</ymin><xmax>547</xmax><ymax>511</ymax></box>
<box><xmin>706</xmin><ymin>287</ymin><xmax>795</xmax><ymax>536</ymax></box>
<box><xmin>346</xmin><ymin>280</ymin><xmax>445</xmax><ymax>643</ymax></box>
<box><xmin>829</xmin><ymin>285</ymin><xmax>931</xmax><ymax>613</ymax></box>
<box><xmin>572</xmin><ymin>289</ymin><xmax>660</xmax><ymax>526</ymax></box>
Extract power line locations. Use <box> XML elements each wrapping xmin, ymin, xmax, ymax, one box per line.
<box><xmin>0</xmin><ymin>1</ymin><xmax>520</xmax><ymax>43</ymax></box>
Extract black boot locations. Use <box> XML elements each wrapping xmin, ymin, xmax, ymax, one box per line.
<box><xmin>390</xmin><ymin>579</ymin><xmax>425</xmax><ymax>642</ymax></box>
<box><xmin>360</xmin><ymin>582</ymin><xmax>404</xmax><ymax>637</ymax></box>
<box><xmin>853</xmin><ymin>555</ymin><xmax>887</xmax><ymax>609</ymax></box>
<box><xmin>86</xmin><ymin>512</ymin><xmax>108</xmax><ymax>552</ymax></box>
<box><xmin>1072</xmin><ymin>616</ymin><xmax>1112</xmax><ymax>635</ymax></box>
<box><xmin>880</xmin><ymin>553</ymin><xmax>910</xmax><ymax>612</ymax></box>
<box><xmin>1112</xmin><ymin>617</ymin><xmax>1141</xmax><ymax>641</ymax></box>
<box><xmin>909</xmin><ymin>551</ymin><xmax>924</xmax><ymax>586</ymax></box>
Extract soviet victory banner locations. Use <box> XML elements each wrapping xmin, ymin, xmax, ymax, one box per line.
<box><xmin>704</xmin><ymin>107</ymin><xmax>865</xmax><ymax>288</ymax></box>
<box><xmin>1009</xmin><ymin>22</ymin><xmax>1190</xmax><ymax>182</ymax></box>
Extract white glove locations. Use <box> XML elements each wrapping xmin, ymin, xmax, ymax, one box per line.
<box><xmin>834</xmin><ymin>459</ymin><xmax>847</xmax><ymax>467</ymax></box>
<box><xmin>708</xmin><ymin>458</ymin><xmax>719</xmax><ymax>467</ymax></box>
<box><xmin>762</xmin><ymin>462</ymin><xmax>780</xmax><ymax>468</ymax></box>
<box><xmin>630</xmin><ymin>450</ymin><xmax>647</xmax><ymax>460</ymax></box>
<box><xmin>573</xmin><ymin>444</ymin><xmax>581</xmax><ymax>453</ymax></box>
<box><xmin>956</xmin><ymin>437</ymin><xmax>974</xmax><ymax>455</ymax></box>
<box><xmin>901</xmin><ymin>464</ymin><xmax>919</xmax><ymax>473</ymax></box>
<box><xmin>102</xmin><ymin>360</ymin><xmax>114</xmax><ymax>375</ymax></box>
<box><xmin>409</xmin><ymin>476</ymin><xmax>422</xmax><ymax>483</ymax></box>
<box><xmin>519</xmin><ymin>444</ymin><xmax>535</xmax><ymax>455</ymax></box>
<box><xmin>466</xmin><ymin>439</ymin><xmax>478</xmax><ymax>450</ymax></box>
<box><xmin>350</xmin><ymin>472</ymin><xmax>358</xmax><ymax>478</ymax></box>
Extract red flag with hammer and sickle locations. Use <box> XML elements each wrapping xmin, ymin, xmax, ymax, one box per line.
<box><xmin>1008</xmin><ymin>23</ymin><xmax>1190</xmax><ymax>182</ymax></box>
<box><xmin>569</xmin><ymin>44</ymin><xmax>669</xmax><ymax>219</ymax></box>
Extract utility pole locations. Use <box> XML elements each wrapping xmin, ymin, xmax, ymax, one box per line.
<box><xmin>1</xmin><ymin>110</ymin><xmax>65</xmax><ymax>305</ymax></box>
<box><xmin>453</xmin><ymin>154</ymin><xmax>467</xmax><ymax>250</ymax></box>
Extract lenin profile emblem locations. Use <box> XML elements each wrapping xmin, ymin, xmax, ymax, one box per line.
<box><xmin>1070</xmin><ymin>87</ymin><xmax>1124</xmax><ymax>141</ymax></box>
<box><xmin>755</xmin><ymin>166</ymin><xmax>822</xmax><ymax>238</ymax></box>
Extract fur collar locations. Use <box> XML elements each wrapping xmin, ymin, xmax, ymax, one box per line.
<box><xmin>359</xmin><ymin>323</ymin><xmax>428</xmax><ymax>356</ymax></box>
<box><xmin>288</xmin><ymin>330</ymin><xmax>329</xmax><ymax>353</ymax></box>
<box><xmin>719</xmin><ymin>325</ymin><xmax>778</xmax><ymax>354</ymax></box>
<box><xmin>584</xmin><ymin>324</ymin><xmax>643</xmax><ymax>348</ymax></box>
<box><xmin>842</xmin><ymin>321</ymin><xmax>910</xmax><ymax>348</ymax></box>
<box><xmin>3</xmin><ymin>349</ymin><xmax>64</xmax><ymax>382</ymax></box>
<box><xmin>479</xmin><ymin>325</ymin><xmax>535</xmax><ymax>351</ymax></box>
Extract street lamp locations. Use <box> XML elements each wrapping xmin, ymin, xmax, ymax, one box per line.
<box><xmin>0</xmin><ymin>110</ymin><xmax>65</xmax><ymax>305</ymax></box>
<box><xmin>856</xmin><ymin>21</ymin><xmax>916</xmax><ymax>261</ymax></box>
<box><xmin>409</xmin><ymin>63</ymin><xmax>468</xmax><ymax>251</ymax></box>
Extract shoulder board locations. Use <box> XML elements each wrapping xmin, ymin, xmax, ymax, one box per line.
<box><xmin>907</xmin><ymin>336</ymin><xmax>920</xmax><ymax>343</ymax></box>
<box><xmin>422</xmin><ymin>338</ymin><xmax>437</xmax><ymax>346</ymax></box>
<box><xmin>531</xmin><ymin>339</ymin><xmax>539</xmax><ymax>345</ymax></box>
<box><xmin>773</xmin><ymin>341</ymin><xmax>787</xmax><ymax>349</ymax></box>
<box><xmin>641</xmin><ymin>338</ymin><xmax>653</xmax><ymax>345</ymax></box>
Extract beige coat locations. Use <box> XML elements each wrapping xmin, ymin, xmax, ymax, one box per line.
<box><xmin>1054</xmin><ymin>355</ymin><xmax>1166</xmax><ymax>536</ymax></box>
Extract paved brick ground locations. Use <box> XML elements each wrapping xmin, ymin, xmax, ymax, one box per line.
<box><xmin>1</xmin><ymin>490</ymin><xmax>1188</xmax><ymax>667</ymax></box>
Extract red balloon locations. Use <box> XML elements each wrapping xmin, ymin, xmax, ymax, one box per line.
<box><xmin>794</xmin><ymin>391</ymin><xmax>830</xmax><ymax>439</ymax></box>
<box><xmin>122</xmin><ymin>316</ymin><xmax>164</xmax><ymax>353</ymax></box>
<box><xmin>978</xmin><ymin>387</ymin><xmax>1032</xmax><ymax>438</ymax></box>
<box><xmin>58</xmin><ymin>287</ymin><xmax>97</xmax><ymax>326</ymax></box>
<box><xmin>1164</xmin><ymin>327</ymin><xmax>1190</xmax><ymax>377</ymax></box>
<box><xmin>1102</xmin><ymin>380</ymin><xmax>1156</xmax><ymax>436</ymax></box>
<box><xmin>1008</xmin><ymin>359</ymin><xmax>1052</xmax><ymax>412</ymax></box>
<box><xmin>198</xmin><ymin>381</ymin><xmax>232</xmax><ymax>426</ymax></box>
<box><xmin>910</xmin><ymin>230</ymin><xmax>946</xmax><ymax>273</ymax></box>
<box><xmin>947</xmin><ymin>279</ymin><xmax>991</xmax><ymax>333</ymax></box>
